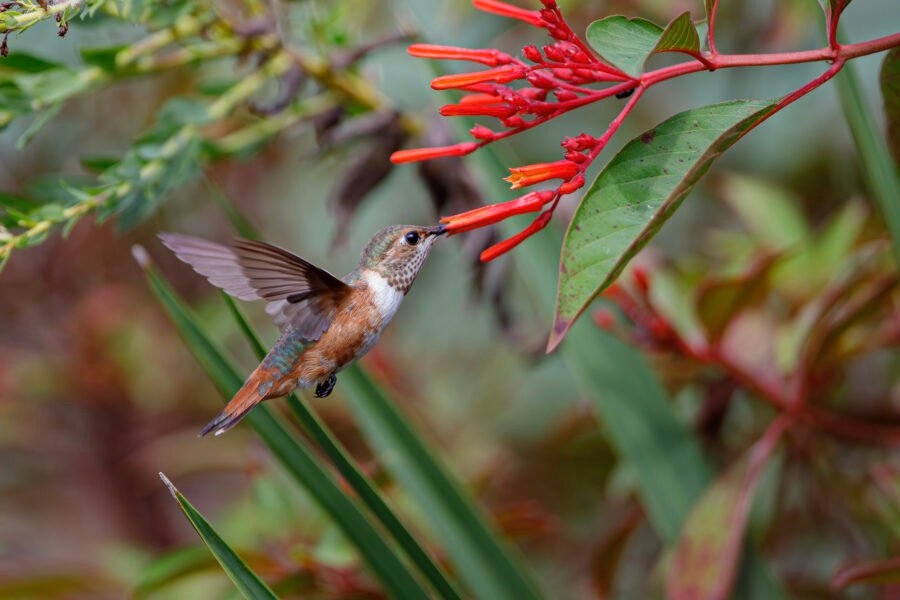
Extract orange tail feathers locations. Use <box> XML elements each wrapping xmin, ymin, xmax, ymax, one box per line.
<box><xmin>200</xmin><ymin>367</ymin><xmax>280</xmax><ymax>437</ymax></box>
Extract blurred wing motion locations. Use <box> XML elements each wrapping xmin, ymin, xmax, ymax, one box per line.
<box><xmin>159</xmin><ymin>233</ymin><xmax>351</xmax><ymax>341</ymax></box>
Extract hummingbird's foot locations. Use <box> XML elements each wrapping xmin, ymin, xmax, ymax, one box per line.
<box><xmin>315</xmin><ymin>373</ymin><xmax>337</xmax><ymax>398</ymax></box>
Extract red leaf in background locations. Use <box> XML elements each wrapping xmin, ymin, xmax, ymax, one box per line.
<box><xmin>667</xmin><ymin>416</ymin><xmax>790</xmax><ymax>600</ymax></box>
<box><xmin>832</xmin><ymin>556</ymin><xmax>900</xmax><ymax>590</ymax></box>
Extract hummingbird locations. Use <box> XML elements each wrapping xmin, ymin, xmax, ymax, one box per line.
<box><xmin>159</xmin><ymin>224</ymin><xmax>445</xmax><ymax>436</ymax></box>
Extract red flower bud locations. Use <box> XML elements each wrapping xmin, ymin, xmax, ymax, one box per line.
<box><xmin>505</xmin><ymin>160</ymin><xmax>578</xmax><ymax>189</ymax></box>
<box><xmin>458</xmin><ymin>93</ymin><xmax>504</xmax><ymax>105</ymax></box>
<box><xmin>632</xmin><ymin>266</ymin><xmax>651</xmax><ymax>296</ymax></box>
<box><xmin>558</xmin><ymin>174</ymin><xmax>585</xmax><ymax>194</ymax></box>
<box><xmin>539</xmin><ymin>8</ymin><xmax>559</xmax><ymax>24</ymax></box>
<box><xmin>561</xmin><ymin>133</ymin><xmax>597</xmax><ymax>151</ymax></box>
<box><xmin>469</xmin><ymin>124</ymin><xmax>497</xmax><ymax>140</ymax></box>
<box><xmin>593</xmin><ymin>308</ymin><xmax>615</xmax><ymax>330</ymax></box>
<box><xmin>390</xmin><ymin>142</ymin><xmax>478</xmax><ymax>164</ymax></box>
<box><xmin>502</xmin><ymin>115</ymin><xmax>526</xmax><ymax>128</ymax></box>
<box><xmin>565</xmin><ymin>151</ymin><xmax>587</xmax><ymax>163</ymax></box>
<box><xmin>480</xmin><ymin>210</ymin><xmax>554</xmax><ymax>262</ymax></box>
<box><xmin>519</xmin><ymin>87</ymin><xmax>548</xmax><ymax>101</ymax></box>
<box><xmin>522</xmin><ymin>45</ymin><xmax>542</xmax><ymax>62</ymax></box>
<box><xmin>543</xmin><ymin>44</ymin><xmax>565</xmax><ymax>62</ymax></box>
<box><xmin>431</xmin><ymin>65</ymin><xmax>524</xmax><ymax>90</ymax></box>
<box><xmin>473</xmin><ymin>0</ymin><xmax>545</xmax><ymax>27</ymax></box>
<box><xmin>524</xmin><ymin>102</ymin><xmax>557</xmax><ymax>116</ymax></box>
<box><xmin>553</xmin><ymin>89</ymin><xmax>577</xmax><ymax>102</ymax></box>
<box><xmin>526</xmin><ymin>71</ymin><xmax>557</xmax><ymax>89</ymax></box>
<box><xmin>440</xmin><ymin>103</ymin><xmax>517</xmax><ymax>118</ymax></box>
<box><xmin>408</xmin><ymin>44</ymin><xmax>513</xmax><ymax>66</ymax></box>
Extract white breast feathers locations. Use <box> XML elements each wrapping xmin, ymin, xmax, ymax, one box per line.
<box><xmin>364</xmin><ymin>271</ymin><xmax>405</xmax><ymax>323</ymax></box>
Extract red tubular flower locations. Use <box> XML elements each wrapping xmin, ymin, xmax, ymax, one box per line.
<box><xmin>431</xmin><ymin>65</ymin><xmax>525</xmax><ymax>90</ymax></box>
<box><xmin>480</xmin><ymin>209</ymin><xmax>554</xmax><ymax>261</ymax></box>
<box><xmin>390</xmin><ymin>142</ymin><xmax>478</xmax><ymax>164</ymax></box>
<box><xmin>459</xmin><ymin>93</ymin><xmax>505</xmax><ymax>105</ymax></box>
<box><xmin>472</xmin><ymin>0</ymin><xmax>545</xmax><ymax>27</ymax></box>
<box><xmin>504</xmin><ymin>160</ymin><xmax>578</xmax><ymax>189</ymax></box>
<box><xmin>440</xmin><ymin>104</ymin><xmax>517</xmax><ymax>118</ymax></box>
<box><xmin>440</xmin><ymin>190</ymin><xmax>555</xmax><ymax>233</ymax></box>
<box><xmin>407</xmin><ymin>44</ymin><xmax>513</xmax><ymax>66</ymax></box>
<box><xmin>469</xmin><ymin>124</ymin><xmax>497</xmax><ymax>140</ymax></box>
<box><xmin>558</xmin><ymin>175</ymin><xmax>585</xmax><ymax>194</ymax></box>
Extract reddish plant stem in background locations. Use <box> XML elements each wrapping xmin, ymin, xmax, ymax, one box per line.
<box><xmin>608</xmin><ymin>273</ymin><xmax>900</xmax><ymax>447</ymax></box>
<box><xmin>711</xmin><ymin>413</ymin><xmax>791</xmax><ymax>600</ymax></box>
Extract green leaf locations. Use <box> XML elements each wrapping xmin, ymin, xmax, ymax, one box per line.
<box><xmin>0</xmin><ymin>52</ymin><xmax>60</xmax><ymax>73</ymax></box>
<box><xmin>16</xmin><ymin>68</ymin><xmax>93</xmax><ymax>105</ymax></box>
<box><xmin>818</xmin><ymin>0</ymin><xmax>853</xmax><ymax>17</ymax></box>
<box><xmin>135</xmin><ymin>546</ymin><xmax>218</xmax><ymax>598</ymax></box>
<box><xmin>80</xmin><ymin>155</ymin><xmax>120</xmax><ymax>173</ymax></box>
<box><xmin>836</xmin><ymin>47</ymin><xmax>900</xmax><ymax>263</ymax></box>
<box><xmin>586</xmin><ymin>16</ymin><xmax>663</xmax><ymax>78</ymax></box>
<box><xmin>667</xmin><ymin>418</ymin><xmax>787</xmax><ymax>600</ymax></box>
<box><xmin>80</xmin><ymin>45</ymin><xmax>127</xmax><ymax>72</ymax></box>
<box><xmin>222</xmin><ymin>297</ymin><xmax>464</xmax><ymax>600</ymax></box>
<box><xmin>341</xmin><ymin>365</ymin><xmax>544</xmax><ymax>600</ymax></box>
<box><xmin>585</xmin><ymin>12</ymin><xmax>702</xmax><ymax>77</ymax></box>
<box><xmin>654</xmin><ymin>12</ymin><xmax>702</xmax><ymax>58</ymax></box>
<box><xmin>550</xmin><ymin>99</ymin><xmax>777</xmax><ymax>350</ymax></box>
<box><xmin>718</xmin><ymin>173</ymin><xmax>809</xmax><ymax>250</ymax></box>
<box><xmin>159</xmin><ymin>473</ymin><xmax>279</xmax><ymax>600</ymax></box>
<box><xmin>138</xmin><ymin>255</ymin><xmax>433</xmax><ymax>600</ymax></box>
<box><xmin>882</xmin><ymin>47</ymin><xmax>900</xmax><ymax>163</ymax></box>
<box><xmin>16</xmin><ymin>102</ymin><xmax>62</xmax><ymax>149</ymax></box>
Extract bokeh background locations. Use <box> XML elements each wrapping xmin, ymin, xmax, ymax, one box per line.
<box><xmin>0</xmin><ymin>0</ymin><xmax>898</xmax><ymax>598</ymax></box>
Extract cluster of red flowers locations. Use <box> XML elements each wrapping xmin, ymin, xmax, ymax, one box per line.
<box><xmin>391</xmin><ymin>0</ymin><xmax>642</xmax><ymax>261</ymax></box>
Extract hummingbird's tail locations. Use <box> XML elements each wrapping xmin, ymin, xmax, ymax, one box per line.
<box><xmin>200</xmin><ymin>362</ymin><xmax>292</xmax><ymax>437</ymax></box>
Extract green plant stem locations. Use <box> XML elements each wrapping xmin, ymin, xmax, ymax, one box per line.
<box><xmin>833</xmin><ymin>53</ymin><xmax>900</xmax><ymax>263</ymax></box>
<box><xmin>0</xmin><ymin>0</ymin><xmax>83</xmax><ymax>33</ymax></box>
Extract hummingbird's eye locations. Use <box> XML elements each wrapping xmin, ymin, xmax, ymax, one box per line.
<box><xmin>404</xmin><ymin>231</ymin><xmax>420</xmax><ymax>246</ymax></box>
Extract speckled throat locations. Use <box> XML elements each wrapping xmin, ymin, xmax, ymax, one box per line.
<box><xmin>372</xmin><ymin>256</ymin><xmax>425</xmax><ymax>294</ymax></box>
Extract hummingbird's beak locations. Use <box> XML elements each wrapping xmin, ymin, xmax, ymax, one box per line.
<box><xmin>426</xmin><ymin>224</ymin><xmax>448</xmax><ymax>237</ymax></box>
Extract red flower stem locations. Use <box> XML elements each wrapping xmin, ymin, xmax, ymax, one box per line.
<box><xmin>707</xmin><ymin>0</ymin><xmax>720</xmax><ymax>56</ymax></box>
<box><xmin>739</xmin><ymin>58</ymin><xmax>846</xmax><ymax>141</ymax></box>
<box><xmin>801</xmin><ymin>406</ymin><xmax>900</xmax><ymax>446</ymax></box>
<box><xmin>587</xmin><ymin>85</ymin><xmax>643</xmax><ymax>158</ymax></box>
<box><xmin>642</xmin><ymin>32</ymin><xmax>900</xmax><ymax>87</ymax></box>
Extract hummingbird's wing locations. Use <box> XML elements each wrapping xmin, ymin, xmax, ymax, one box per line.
<box><xmin>159</xmin><ymin>233</ymin><xmax>351</xmax><ymax>341</ymax></box>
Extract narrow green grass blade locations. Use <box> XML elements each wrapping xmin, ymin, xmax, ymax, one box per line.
<box><xmin>158</xmin><ymin>473</ymin><xmax>279</xmax><ymax>600</ymax></box>
<box><xmin>834</xmin><ymin>47</ymin><xmax>900</xmax><ymax>262</ymax></box>
<box><xmin>136</xmin><ymin>248</ymin><xmax>432</xmax><ymax>600</ymax></box>
<box><xmin>341</xmin><ymin>365</ymin><xmax>544</xmax><ymax>600</ymax></box>
<box><xmin>222</xmin><ymin>296</ymin><xmax>464</xmax><ymax>600</ymax></box>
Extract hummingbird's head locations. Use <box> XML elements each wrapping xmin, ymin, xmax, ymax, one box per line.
<box><xmin>359</xmin><ymin>224</ymin><xmax>445</xmax><ymax>292</ymax></box>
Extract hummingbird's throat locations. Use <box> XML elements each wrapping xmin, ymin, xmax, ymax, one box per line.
<box><xmin>363</xmin><ymin>271</ymin><xmax>405</xmax><ymax>322</ymax></box>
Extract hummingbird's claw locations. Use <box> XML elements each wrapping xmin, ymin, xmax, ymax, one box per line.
<box><xmin>315</xmin><ymin>373</ymin><xmax>337</xmax><ymax>398</ymax></box>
